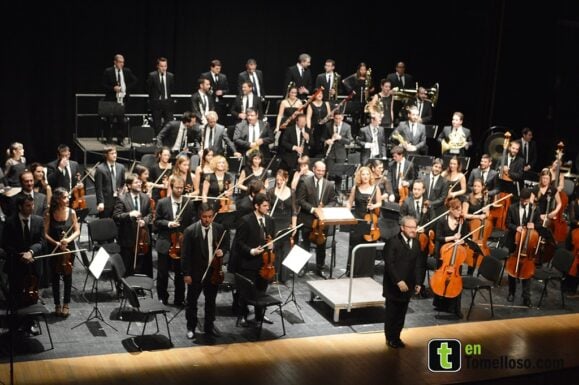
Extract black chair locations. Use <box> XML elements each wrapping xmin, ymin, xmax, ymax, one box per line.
<box><xmin>235</xmin><ymin>273</ymin><xmax>286</xmax><ymax>339</ymax></box>
<box><xmin>83</xmin><ymin>218</ymin><xmax>120</xmax><ymax>292</ymax></box>
<box><xmin>121</xmin><ymin>278</ymin><xmax>172</xmax><ymax>344</ymax></box>
<box><xmin>109</xmin><ymin>253</ymin><xmax>154</xmax><ymax>312</ymax></box>
<box><xmin>140</xmin><ymin>154</ymin><xmax>157</xmax><ymax>170</ymax></box>
<box><xmin>130</xmin><ymin>125</ymin><xmax>157</xmax><ymax>157</ymax></box>
<box><xmin>490</xmin><ymin>247</ymin><xmax>509</xmax><ymax>284</ymax></box>
<box><xmin>533</xmin><ymin>248</ymin><xmax>575</xmax><ymax>308</ymax></box>
<box><xmin>462</xmin><ymin>256</ymin><xmax>503</xmax><ymax>320</ymax></box>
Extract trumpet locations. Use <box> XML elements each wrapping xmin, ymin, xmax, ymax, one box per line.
<box><xmin>441</xmin><ymin>129</ymin><xmax>466</xmax><ymax>154</ymax></box>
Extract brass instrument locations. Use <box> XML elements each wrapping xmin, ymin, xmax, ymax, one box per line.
<box><xmin>364</xmin><ymin>68</ymin><xmax>372</xmax><ymax>102</ymax></box>
<box><xmin>441</xmin><ymin>129</ymin><xmax>467</xmax><ymax>154</ymax></box>
<box><xmin>331</xmin><ymin>72</ymin><xmax>340</xmax><ymax>101</ymax></box>
<box><xmin>392</xmin><ymin>86</ymin><xmax>418</xmax><ymax>101</ymax></box>
<box><xmin>364</xmin><ymin>94</ymin><xmax>384</xmax><ymax>114</ymax></box>
<box><xmin>425</xmin><ymin>83</ymin><xmax>439</xmax><ymax>107</ymax></box>
<box><xmin>391</xmin><ymin>131</ymin><xmax>407</xmax><ymax>147</ymax></box>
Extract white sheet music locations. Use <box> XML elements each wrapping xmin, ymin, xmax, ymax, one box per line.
<box><xmin>283</xmin><ymin>245</ymin><xmax>312</xmax><ymax>274</ymax></box>
<box><xmin>89</xmin><ymin>247</ymin><xmax>110</xmax><ymax>279</ymax></box>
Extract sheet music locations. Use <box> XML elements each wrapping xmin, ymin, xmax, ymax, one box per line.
<box><xmin>282</xmin><ymin>245</ymin><xmax>311</xmax><ymax>274</ymax></box>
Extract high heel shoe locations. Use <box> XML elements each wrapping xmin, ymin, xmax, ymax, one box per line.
<box><xmin>61</xmin><ymin>304</ymin><xmax>70</xmax><ymax>318</ymax></box>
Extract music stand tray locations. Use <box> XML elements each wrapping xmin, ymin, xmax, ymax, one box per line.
<box><xmin>318</xmin><ymin>208</ymin><xmax>357</xmax><ymax>278</ymax></box>
<box><xmin>98</xmin><ymin>101</ymin><xmax>125</xmax><ymax>117</ymax></box>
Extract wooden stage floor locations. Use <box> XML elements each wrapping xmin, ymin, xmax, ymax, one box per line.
<box><xmin>2</xmin><ymin>313</ymin><xmax>578</xmax><ymax>385</ymax></box>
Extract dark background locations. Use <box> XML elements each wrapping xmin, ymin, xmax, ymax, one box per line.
<box><xmin>1</xmin><ymin>1</ymin><xmax>577</xmax><ymax>170</ymax></box>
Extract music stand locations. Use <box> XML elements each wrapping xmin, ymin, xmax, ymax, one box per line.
<box><xmin>72</xmin><ymin>247</ymin><xmax>117</xmax><ymax>331</ymax></box>
<box><xmin>280</xmin><ymin>245</ymin><xmax>311</xmax><ymax>321</ymax></box>
<box><xmin>98</xmin><ymin>101</ymin><xmax>126</xmax><ymax>143</ymax></box>
<box><xmin>330</xmin><ymin>163</ymin><xmax>359</xmax><ymax>192</ymax></box>
<box><xmin>317</xmin><ymin>207</ymin><xmax>357</xmax><ymax>278</ymax></box>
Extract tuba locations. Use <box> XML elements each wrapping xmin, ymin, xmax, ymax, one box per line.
<box><xmin>364</xmin><ymin>94</ymin><xmax>384</xmax><ymax>114</ymax></box>
<box><xmin>441</xmin><ymin>129</ymin><xmax>466</xmax><ymax>154</ymax></box>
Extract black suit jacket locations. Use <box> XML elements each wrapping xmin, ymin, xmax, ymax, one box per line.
<box><xmin>280</xmin><ymin>126</ymin><xmax>311</xmax><ymax>169</ymax></box>
<box><xmin>201</xmin><ymin>71</ymin><xmax>230</xmax><ymax>101</ymax></box>
<box><xmin>400</xmin><ymin>197</ymin><xmax>432</xmax><ymax>226</ymax></box>
<box><xmin>405</xmin><ymin>98</ymin><xmax>433</xmax><ymax>124</ymax></box>
<box><xmin>7</xmin><ymin>192</ymin><xmax>47</xmax><ymax>218</ymax></box>
<box><xmin>383</xmin><ymin>233</ymin><xmax>424</xmax><ymax>301</ymax></box>
<box><xmin>320</xmin><ymin>122</ymin><xmax>353</xmax><ymax>161</ymax></box>
<box><xmin>284</xmin><ymin>65</ymin><xmax>312</xmax><ymax>96</ymax></box>
<box><xmin>102</xmin><ymin>66</ymin><xmax>138</xmax><ymax>102</ymax></box>
<box><xmin>46</xmin><ymin>159</ymin><xmax>81</xmax><ymax>191</ymax></box>
<box><xmin>94</xmin><ymin>163</ymin><xmax>126</xmax><ymax>209</ymax></box>
<box><xmin>422</xmin><ymin>173</ymin><xmax>449</xmax><ymax>215</ymax></box>
<box><xmin>2</xmin><ymin>214</ymin><xmax>45</xmax><ymax>279</ymax></box>
<box><xmin>394</xmin><ymin>121</ymin><xmax>427</xmax><ymax>154</ymax></box>
<box><xmin>112</xmin><ymin>192</ymin><xmax>153</xmax><ymax>248</ymax></box>
<box><xmin>235</xmin><ymin>213</ymin><xmax>275</xmax><ymax>271</ymax></box>
<box><xmin>315</xmin><ymin>73</ymin><xmax>340</xmax><ymax>101</ymax></box>
<box><xmin>520</xmin><ymin>140</ymin><xmax>538</xmax><ymax>171</ymax></box>
<box><xmin>238</xmin><ymin>70</ymin><xmax>265</xmax><ymax>97</ymax></box>
<box><xmin>358</xmin><ymin>125</ymin><xmax>388</xmax><ymax>164</ymax></box>
<box><xmin>230</xmin><ymin>94</ymin><xmax>263</xmax><ymax>120</ymax></box>
<box><xmin>468</xmin><ymin>168</ymin><xmax>499</xmax><ymax>197</ymax></box>
<box><xmin>233</xmin><ymin>120</ymin><xmax>274</xmax><ymax>157</ymax></box>
<box><xmin>181</xmin><ymin>221</ymin><xmax>230</xmax><ymax>284</ymax></box>
<box><xmin>497</xmin><ymin>155</ymin><xmax>524</xmax><ymax>186</ymax></box>
<box><xmin>296</xmin><ymin>176</ymin><xmax>337</xmax><ymax>228</ymax></box>
<box><xmin>154</xmin><ymin>196</ymin><xmax>196</xmax><ymax>254</ymax></box>
<box><xmin>388</xmin><ymin>160</ymin><xmax>416</xmax><ymax>201</ymax></box>
<box><xmin>386</xmin><ymin>72</ymin><xmax>416</xmax><ymax>90</ymax></box>
<box><xmin>146</xmin><ymin>71</ymin><xmax>174</xmax><ymax>101</ymax></box>
<box><xmin>191</xmin><ymin>91</ymin><xmax>215</xmax><ymax>122</ymax></box>
<box><xmin>505</xmin><ymin>202</ymin><xmax>543</xmax><ymax>253</ymax></box>
<box><xmin>156</xmin><ymin>121</ymin><xmax>199</xmax><ymax>149</ymax></box>
<box><xmin>199</xmin><ymin>124</ymin><xmax>237</xmax><ymax>156</ymax></box>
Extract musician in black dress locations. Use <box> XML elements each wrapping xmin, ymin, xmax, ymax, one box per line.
<box><xmin>44</xmin><ymin>188</ymin><xmax>80</xmax><ymax>317</ymax></box>
<box><xmin>148</xmin><ymin>147</ymin><xmax>172</xmax><ymax>203</ymax></box>
<box><xmin>238</xmin><ymin>150</ymin><xmax>265</xmax><ymax>195</ymax></box>
<box><xmin>202</xmin><ymin>155</ymin><xmax>234</xmax><ymax>214</ymax></box>
<box><xmin>463</xmin><ymin>179</ymin><xmax>490</xmax><ymax>275</ymax></box>
<box><xmin>342</xmin><ymin>62</ymin><xmax>373</xmax><ymax>135</ymax></box>
<box><xmin>306</xmin><ymin>90</ymin><xmax>331</xmax><ymax>157</ymax></box>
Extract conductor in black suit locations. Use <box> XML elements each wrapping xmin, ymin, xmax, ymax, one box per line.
<box><xmin>234</xmin><ymin>193</ymin><xmax>276</xmax><ymax>324</ymax></box>
<box><xmin>284</xmin><ymin>53</ymin><xmax>312</xmax><ymax>99</ymax></box>
<box><xmin>383</xmin><ymin>215</ymin><xmax>425</xmax><ymax>348</ymax></box>
<box><xmin>182</xmin><ymin>203</ymin><xmax>230</xmax><ymax>338</ymax></box>
<box><xmin>146</xmin><ymin>57</ymin><xmax>175</xmax><ymax>134</ymax></box>
<box><xmin>94</xmin><ymin>146</ymin><xmax>126</xmax><ymax>218</ymax></box>
<box><xmin>102</xmin><ymin>54</ymin><xmax>138</xmax><ymax>144</ymax></box>
<box><xmin>46</xmin><ymin>144</ymin><xmax>82</xmax><ymax>192</ymax></box>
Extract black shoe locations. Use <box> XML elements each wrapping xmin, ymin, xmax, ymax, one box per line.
<box><xmin>523</xmin><ymin>298</ymin><xmax>532</xmax><ymax>308</ymax></box>
<box><xmin>315</xmin><ymin>268</ymin><xmax>328</xmax><ymax>279</ymax></box>
<box><xmin>420</xmin><ymin>289</ymin><xmax>431</xmax><ymax>299</ymax></box>
<box><xmin>387</xmin><ymin>340</ymin><xmax>401</xmax><ymax>349</ymax></box>
<box><xmin>507</xmin><ymin>293</ymin><xmax>514</xmax><ymax>302</ymax></box>
<box><xmin>173</xmin><ymin>300</ymin><xmax>185</xmax><ymax>307</ymax></box>
<box><xmin>396</xmin><ymin>339</ymin><xmax>406</xmax><ymax>348</ymax></box>
<box><xmin>204</xmin><ymin>324</ymin><xmax>221</xmax><ymax>337</ymax></box>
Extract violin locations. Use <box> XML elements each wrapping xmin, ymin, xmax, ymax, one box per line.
<box><xmin>363</xmin><ymin>186</ymin><xmax>381</xmax><ymax>242</ymax></box>
<box><xmin>22</xmin><ymin>268</ymin><xmax>39</xmax><ymax>307</ymax></box>
<box><xmin>208</xmin><ymin>231</ymin><xmax>227</xmax><ymax>285</ymax></box>
<box><xmin>169</xmin><ymin>232</ymin><xmax>183</xmax><ymax>260</ymax></box>
<box><xmin>219</xmin><ymin>180</ymin><xmax>233</xmax><ymax>213</ymax></box>
<box><xmin>430</xmin><ymin>216</ymin><xmax>467</xmax><ymax>298</ymax></box>
<box><xmin>505</xmin><ymin>204</ymin><xmax>538</xmax><ymax>280</ymax></box>
<box><xmin>259</xmin><ymin>234</ymin><xmax>276</xmax><ymax>281</ymax></box>
<box><xmin>55</xmin><ymin>229</ymin><xmax>74</xmax><ymax>276</ymax></box>
<box><xmin>71</xmin><ymin>172</ymin><xmax>87</xmax><ymax>210</ymax></box>
<box><xmin>397</xmin><ymin>163</ymin><xmax>411</xmax><ymax>205</ymax></box>
<box><xmin>417</xmin><ymin>201</ymin><xmax>435</xmax><ymax>255</ymax></box>
<box><xmin>136</xmin><ymin>226</ymin><xmax>150</xmax><ymax>255</ymax></box>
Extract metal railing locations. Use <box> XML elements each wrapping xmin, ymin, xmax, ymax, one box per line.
<box><xmin>347</xmin><ymin>242</ymin><xmax>385</xmax><ymax>312</ymax></box>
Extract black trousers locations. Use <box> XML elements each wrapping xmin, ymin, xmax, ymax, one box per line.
<box><xmin>150</xmin><ymin>99</ymin><xmax>174</xmax><ymax>134</ymax></box>
<box><xmin>508</xmin><ymin>275</ymin><xmax>531</xmax><ymax>300</ymax></box>
<box><xmin>239</xmin><ymin>269</ymin><xmax>268</xmax><ymax>320</ymax></box>
<box><xmin>156</xmin><ymin>252</ymin><xmax>185</xmax><ymax>304</ymax></box>
<box><xmin>385</xmin><ymin>298</ymin><xmax>410</xmax><ymax>342</ymax></box>
<box><xmin>185</xmin><ymin>276</ymin><xmax>218</xmax><ymax>331</ymax></box>
<box><xmin>301</xmin><ymin>226</ymin><xmax>327</xmax><ymax>268</ymax></box>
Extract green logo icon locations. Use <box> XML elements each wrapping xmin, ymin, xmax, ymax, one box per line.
<box><xmin>428</xmin><ymin>339</ymin><xmax>461</xmax><ymax>372</ymax></box>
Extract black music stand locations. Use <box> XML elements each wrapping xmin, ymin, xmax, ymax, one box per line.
<box><xmin>72</xmin><ymin>248</ymin><xmax>117</xmax><ymax>331</ymax></box>
<box><xmin>98</xmin><ymin>101</ymin><xmax>126</xmax><ymax>144</ymax></box>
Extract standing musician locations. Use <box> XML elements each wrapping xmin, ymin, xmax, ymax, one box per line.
<box><xmin>146</xmin><ymin>57</ymin><xmax>174</xmax><ymax>134</ymax></box>
<box><xmin>95</xmin><ymin>146</ymin><xmax>125</xmax><ymax>218</ymax></box>
<box><xmin>7</xmin><ymin>171</ymin><xmax>47</xmax><ymax>218</ymax></box>
<box><xmin>423</xmin><ymin>158</ymin><xmax>449</xmax><ymax>217</ymax></box>
<box><xmin>280</xmin><ymin>114</ymin><xmax>311</xmax><ymax>176</ymax></box>
<box><xmin>497</xmin><ymin>140</ymin><xmax>524</xmax><ymax>196</ymax></box>
<box><xmin>306</xmin><ymin>90</ymin><xmax>331</xmax><ymax>157</ymax></box>
<box><xmin>46</xmin><ymin>144</ymin><xmax>82</xmax><ymax>193</ymax></box>
<box><xmin>367</xmin><ymin>79</ymin><xmax>394</xmax><ymax>128</ymax></box>
<box><xmin>520</xmin><ymin>127</ymin><xmax>538</xmax><ymax>174</ymax></box>
<box><xmin>388</xmin><ymin>146</ymin><xmax>415</xmax><ymax>204</ymax></box>
<box><xmin>463</xmin><ymin>179</ymin><xmax>490</xmax><ymax>275</ymax></box>
<box><xmin>235</xmin><ymin>193</ymin><xmax>276</xmax><ymax>325</ymax></box>
<box><xmin>291</xmin><ymin>155</ymin><xmax>314</xmax><ymax>192</ymax></box>
<box><xmin>315</xmin><ymin>59</ymin><xmax>340</xmax><ymax>103</ymax></box>
<box><xmin>296</xmin><ymin>161</ymin><xmax>337</xmax><ymax>278</ymax></box>
<box><xmin>548</xmin><ymin>159</ymin><xmax>566</xmax><ymax>193</ymax></box>
<box><xmin>200</xmin><ymin>59</ymin><xmax>229</xmax><ymax>119</ymax></box>
<box><xmin>275</xmin><ymin>85</ymin><xmax>303</xmax><ymax>133</ymax></box>
<box><xmin>392</xmin><ymin>105</ymin><xmax>427</xmax><ymax>155</ymax></box>
<box><xmin>386</xmin><ymin>62</ymin><xmax>415</xmax><ymax>125</ymax></box>
<box><xmin>113</xmin><ymin>174</ymin><xmax>153</xmax><ymax>277</ymax></box>
<box><xmin>404</xmin><ymin>86</ymin><xmax>433</xmax><ymax>124</ymax></box>
<box><xmin>202</xmin><ymin>155</ymin><xmax>234</xmax><ymax>214</ymax></box>
<box><xmin>383</xmin><ymin>215</ymin><xmax>424</xmax><ymax>349</ymax></box>
<box><xmin>438</xmin><ymin>112</ymin><xmax>473</xmax><ymax>156</ymax></box>
<box><xmin>193</xmin><ymin>149</ymin><xmax>214</xmax><ymax>197</ymax></box>
<box><xmin>182</xmin><ymin>202</ymin><xmax>230</xmax><ymax>339</ymax></box>
<box><xmin>154</xmin><ymin>176</ymin><xmax>195</xmax><ymax>306</ymax></box>
<box><xmin>44</xmin><ymin>188</ymin><xmax>80</xmax><ymax>317</ymax></box>
<box><xmin>200</xmin><ymin>111</ymin><xmax>241</xmax><ymax>157</ymax></box>
<box><xmin>442</xmin><ymin>156</ymin><xmax>467</xmax><ymax>201</ymax></box>
<box><xmin>134</xmin><ymin>165</ymin><xmax>152</xmax><ymax>197</ymax></box>
<box><xmin>321</xmin><ymin>111</ymin><xmax>353</xmax><ymax>187</ymax></box>
<box><xmin>191</xmin><ymin>78</ymin><xmax>214</xmax><ymax>125</ymax></box>
<box><xmin>433</xmin><ymin>197</ymin><xmax>468</xmax><ymax>318</ymax></box>
<box><xmin>532</xmin><ymin>169</ymin><xmax>560</xmax><ymax>247</ymax></box>
<box><xmin>284</xmin><ymin>53</ymin><xmax>312</xmax><ymax>99</ymax></box>
<box><xmin>267</xmin><ymin>170</ymin><xmax>297</xmax><ymax>283</ymax></box>
<box><xmin>4</xmin><ymin>142</ymin><xmax>26</xmax><ymax>188</ymax></box>
<box><xmin>359</xmin><ymin>113</ymin><xmax>387</xmax><ymax>165</ymax></box>
<box><xmin>29</xmin><ymin>163</ymin><xmax>52</xmax><ymax>206</ymax></box>
<box><xmin>342</xmin><ymin>62</ymin><xmax>373</xmax><ymax>135</ymax></box>
<box><xmin>346</xmin><ymin>167</ymin><xmax>382</xmax><ymax>275</ymax></box>
<box><xmin>238</xmin><ymin>150</ymin><xmax>265</xmax><ymax>194</ymax></box>
<box><xmin>468</xmin><ymin>154</ymin><xmax>499</xmax><ymax>197</ymax></box>
<box><xmin>148</xmin><ymin>147</ymin><xmax>172</xmax><ymax>203</ymax></box>
<box><xmin>231</xmin><ymin>82</ymin><xmax>263</xmax><ymax>123</ymax></box>
<box><xmin>238</xmin><ymin>58</ymin><xmax>265</xmax><ymax>101</ymax></box>
<box><xmin>3</xmin><ymin>195</ymin><xmax>45</xmax><ymax>333</ymax></box>
<box><xmin>156</xmin><ymin>112</ymin><xmax>199</xmax><ymax>155</ymax></box>
<box><xmin>368</xmin><ymin>159</ymin><xmax>395</xmax><ymax>204</ymax></box>
<box><xmin>233</xmin><ymin>108</ymin><xmax>274</xmax><ymax>159</ymax></box>
<box><xmin>169</xmin><ymin>154</ymin><xmax>195</xmax><ymax>195</ymax></box>
<box><xmin>505</xmin><ymin>188</ymin><xmax>542</xmax><ymax>307</ymax></box>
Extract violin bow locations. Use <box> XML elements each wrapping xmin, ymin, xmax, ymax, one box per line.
<box><xmin>30</xmin><ymin>249</ymin><xmax>88</xmax><ymax>260</ymax></box>
<box><xmin>66</xmin><ymin>162</ymin><xmax>101</xmax><ymax>196</ymax></box>
<box><xmin>261</xmin><ymin>223</ymin><xmax>304</xmax><ymax>248</ymax></box>
<box><xmin>472</xmin><ymin>193</ymin><xmax>512</xmax><ymax>215</ymax></box>
<box><xmin>201</xmin><ymin>230</ymin><xmax>228</xmax><ymax>283</ymax></box>
<box><xmin>50</xmin><ymin>223</ymin><xmax>76</xmax><ymax>254</ymax></box>
<box><xmin>417</xmin><ymin>209</ymin><xmax>450</xmax><ymax>232</ymax></box>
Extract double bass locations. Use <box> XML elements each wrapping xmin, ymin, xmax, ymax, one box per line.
<box><xmin>467</xmin><ymin>191</ymin><xmax>493</xmax><ymax>268</ymax></box>
<box><xmin>505</xmin><ymin>203</ymin><xmax>539</xmax><ymax>280</ymax></box>
<box><xmin>430</xmin><ymin>217</ymin><xmax>467</xmax><ymax>298</ymax></box>
<box><xmin>491</xmin><ymin>131</ymin><xmax>513</xmax><ymax>230</ymax></box>
<box><xmin>550</xmin><ymin>142</ymin><xmax>569</xmax><ymax>243</ymax></box>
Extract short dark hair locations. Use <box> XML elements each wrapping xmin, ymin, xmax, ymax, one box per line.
<box><xmin>253</xmin><ymin>192</ymin><xmax>269</xmax><ymax>208</ymax></box>
<box><xmin>520</xmin><ymin>188</ymin><xmax>532</xmax><ymax>200</ymax></box>
<box><xmin>248</xmin><ymin>179</ymin><xmax>265</xmax><ymax>197</ymax></box>
<box><xmin>181</xmin><ymin>111</ymin><xmax>194</xmax><ymax>123</ymax></box>
<box><xmin>57</xmin><ymin>144</ymin><xmax>70</xmax><ymax>153</ymax></box>
<box><xmin>210</xmin><ymin>59</ymin><xmax>222</xmax><ymax>68</ymax></box>
<box><xmin>198</xmin><ymin>202</ymin><xmax>214</xmax><ymax>215</ymax></box>
<box><xmin>16</xmin><ymin>194</ymin><xmax>34</xmax><ymax>208</ymax></box>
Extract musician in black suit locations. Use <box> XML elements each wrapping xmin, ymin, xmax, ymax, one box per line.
<box><xmin>393</xmin><ymin>106</ymin><xmax>427</xmax><ymax>155</ymax></box>
<box><xmin>154</xmin><ymin>175</ymin><xmax>195</xmax><ymax>306</ymax></box>
<box><xmin>468</xmin><ymin>154</ymin><xmax>499</xmax><ymax>197</ymax></box>
<box><xmin>321</xmin><ymin>111</ymin><xmax>352</xmax><ymax>184</ymax></box>
<box><xmin>438</xmin><ymin>112</ymin><xmax>473</xmax><ymax>156</ymax></box>
<box><xmin>235</xmin><ymin>193</ymin><xmax>276</xmax><ymax>324</ymax></box>
<box><xmin>280</xmin><ymin>114</ymin><xmax>311</xmax><ymax>175</ymax></box>
<box><xmin>230</xmin><ymin>82</ymin><xmax>264</xmax><ymax>122</ymax></box>
<box><xmin>156</xmin><ymin>112</ymin><xmax>200</xmax><ymax>155</ymax></box>
<box><xmin>422</xmin><ymin>158</ymin><xmax>449</xmax><ymax>217</ymax></box>
<box><xmin>233</xmin><ymin>108</ymin><xmax>274</xmax><ymax>159</ymax></box>
<box><xmin>3</xmin><ymin>195</ymin><xmax>46</xmax><ymax>310</ymax></box>
<box><xmin>199</xmin><ymin>111</ymin><xmax>241</xmax><ymax>157</ymax></box>
<box><xmin>201</xmin><ymin>59</ymin><xmax>229</xmax><ymax>119</ymax></box>
<box><xmin>146</xmin><ymin>57</ymin><xmax>175</xmax><ymax>134</ymax></box>
<box><xmin>191</xmin><ymin>78</ymin><xmax>215</xmax><ymax>125</ymax></box>
<box><xmin>520</xmin><ymin>127</ymin><xmax>538</xmax><ymax>174</ymax></box>
<box><xmin>237</xmin><ymin>58</ymin><xmax>265</xmax><ymax>100</ymax></box>
<box><xmin>182</xmin><ymin>202</ymin><xmax>230</xmax><ymax>338</ymax></box>
<box><xmin>112</xmin><ymin>174</ymin><xmax>153</xmax><ymax>277</ymax></box>
<box><xmin>94</xmin><ymin>146</ymin><xmax>126</xmax><ymax>218</ymax></box>
<box><xmin>383</xmin><ymin>215</ymin><xmax>424</xmax><ymax>348</ymax></box>
<box><xmin>46</xmin><ymin>144</ymin><xmax>82</xmax><ymax>192</ymax></box>
<box><xmin>386</xmin><ymin>62</ymin><xmax>416</xmax><ymax>91</ymax></box>
<box><xmin>505</xmin><ymin>189</ymin><xmax>543</xmax><ymax>307</ymax></box>
<box><xmin>404</xmin><ymin>87</ymin><xmax>433</xmax><ymax>124</ymax></box>
<box><xmin>296</xmin><ymin>161</ymin><xmax>337</xmax><ymax>278</ymax></box>
<box><xmin>388</xmin><ymin>146</ymin><xmax>416</xmax><ymax>203</ymax></box>
<box><xmin>496</xmin><ymin>140</ymin><xmax>525</xmax><ymax>195</ymax></box>
<box><xmin>359</xmin><ymin>113</ymin><xmax>388</xmax><ymax>165</ymax></box>
<box><xmin>101</xmin><ymin>54</ymin><xmax>138</xmax><ymax>144</ymax></box>
<box><xmin>314</xmin><ymin>59</ymin><xmax>340</xmax><ymax>102</ymax></box>
<box><xmin>7</xmin><ymin>171</ymin><xmax>47</xmax><ymax>218</ymax></box>
<box><xmin>283</xmin><ymin>53</ymin><xmax>312</xmax><ymax>99</ymax></box>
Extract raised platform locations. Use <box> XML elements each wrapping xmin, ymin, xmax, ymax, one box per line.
<box><xmin>74</xmin><ymin>137</ymin><xmax>137</xmax><ymax>166</ymax></box>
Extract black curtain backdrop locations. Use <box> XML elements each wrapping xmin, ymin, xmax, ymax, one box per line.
<box><xmin>1</xmin><ymin>1</ymin><xmax>577</xmax><ymax>169</ymax></box>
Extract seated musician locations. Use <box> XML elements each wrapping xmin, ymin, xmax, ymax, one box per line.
<box><xmin>438</xmin><ymin>112</ymin><xmax>472</xmax><ymax>156</ymax></box>
<box><xmin>113</xmin><ymin>174</ymin><xmax>153</xmax><ymax>277</ymax></box>
<box><xmin>388</xmin><ymin>146</ymin><xmax>415</xmax><ymax>204</ymax></box>
<box><xmin>156</xmin><ymin>112</ymin><xmax>199</xmax><ymax>156</ymax></box>
<box><xmin>392</xmin><ymin>106</ymin><xmax>427</xmax><ymax>156</ymax></box>
<box><xmin>233</xmin><ymin>108</ymin><xmax>273</xmax><ymax>159</ymax></box>
<box><xmin>532</xmin><ymin>169</ymin><xmax>560</xmax><ymax>247</ymax></box>
<box><xmin>202</xmin><ymin>155</ymin><xmax>234</xmax><ymax>214</ymax></box>
<box><xmin>423</xmin><ymin>158</ymin><xmax>449</xmax><ymax>217</ymax></box>
<box><xmin>230</xmin><ymin>82</ymin><xmax>264</xmax><ymax>123</ymax></box>
<box><xmin>168</xmin><ymin>154</ymin><xmax>195</xmax><ymax>196</ymax></box>
<box><xmin>238</xmin><ymin>150</ymin><xmax>265</xmax><ymax>194</ymax></box>
<box><xmin>468</xmin><ymin>154</ymin><xmax>499</xmax><ymax>198</ymax></box>
<box><xmin>359</xmin><ymin>113</ymin><xmax>387</xmax><ymax>165</ymax></box>
<box><xmin>463</xmin><ymin>179</ymin><xmax>490</xmax><ymax>275</ymax></box>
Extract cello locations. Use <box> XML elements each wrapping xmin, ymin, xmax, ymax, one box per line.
<box><xmin>551</xmin><ymin>142</ymin><xmax>569</xmax><ymax>242</ymax></box>
<box><xmin>417</xmin><ymin>208</ymin><xmax>450</xmax><ymax>256</ymax></box>
<box><xmin>430</xmin><ymin>217</ymin><xmax>467</xmax><ymax>298</ymax></box>
<box><xmin>467</xmin><ymin>190</ymin><xmax>493</xmax><ymax>268</ymax></box>
<box><xmin>505</xmin><ymin>202</ymin><xmax>539</xmax><ymax>280</ymax></box>
<box><xmin>363</xmin><ymin>186</ymin><xmax>381</xmax><ymax>242</ymax></box>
